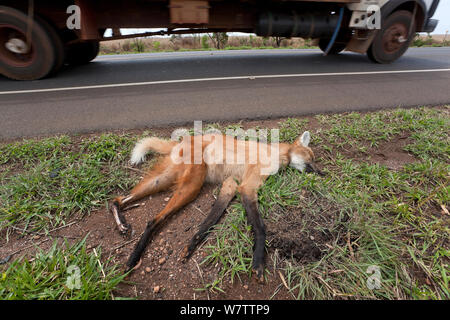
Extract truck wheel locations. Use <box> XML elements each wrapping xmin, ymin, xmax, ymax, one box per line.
<box><xmin>0</xmin><ymin>6</ymin><xmax>64</xmax><ymax>80</ymax></box>
<box><xmin>65</xmin><ymin>41</ymin><xmax>100</xmax><ymax>66</ymax></box>
<box><xmin>319</xmin><ymin>38</ymin><xmax>346</xmax><ymax>55</ymax></box>
<box><xmin>367</xmin><ymin>10</ymin><xmax>415</xmax><ymax>64</ymax></box>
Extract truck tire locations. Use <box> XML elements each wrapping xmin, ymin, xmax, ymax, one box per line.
<box><xmin>367</xmin><ymin>10</ymin><xmax>415</xmax><ymax>64</ymax></box>
<box><xmin>319</xmin><ymin>38</ymin><xmax>346</xmax><ymax>55</ymax></box>
<box><xmin>65</xmin><ymin>41</ymin><xmax>100</xmax><ymax>66</ymax></box>
<box><xmin>0</xmin><ymin>6</ymin><xmax>64</xmax><ymax>80</ymax></box>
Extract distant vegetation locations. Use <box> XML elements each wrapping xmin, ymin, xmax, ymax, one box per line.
<box><xmin>412</xmin><ymin>32</ymin><xmax>450</xmax><ymax>47</ymax></box>
<box><xmin>99</xmin><ymin>33</ymin><xmax>318</xmax><ymax>55</ymax></box>
<box><xmin>99</xmin><ymin>32</ymin><xmax>449</xmax><ymax>55</ymax></box>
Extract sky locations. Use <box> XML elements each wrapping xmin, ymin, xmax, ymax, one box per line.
<box><xmin>117</xmin><ymin>1</ymin><xmax>449</xmax><ymax>37</ymax></box>
<box><xmin>432</xmin><ymin>1</ymin><xmax>449</xmax><ymax>34</ymax></box>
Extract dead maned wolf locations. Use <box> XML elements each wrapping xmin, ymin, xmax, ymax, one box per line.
<box><xmin>110</xmin><ymin>131</ymin><xmax>323</xmax><ymax>281</ymax></box>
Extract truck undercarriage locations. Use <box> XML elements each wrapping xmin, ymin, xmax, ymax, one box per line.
<box><xmin>0</xmin><ymin>0</ymin><xmax>440</xmax><ymax>80</ymax></box>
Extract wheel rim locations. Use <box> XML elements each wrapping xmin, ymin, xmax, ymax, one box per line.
<box><xmin>0</xmin><ymin>24</ymin><xmax>36</xmax><ymax>67</ymax></box>
<box><xmin>382</xmin><ymin>22</ymin><xmax>408</xmax><ymax>54</ymax></box>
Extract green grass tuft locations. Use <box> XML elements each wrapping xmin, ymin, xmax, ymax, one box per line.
<box><xmin>0</xmin><ymin>238</ymin><xmax>127</xmax><ymax>300</ymax></box>
<box><xmin>0</xmin><ymin>134</ymin><xmax>139</xmax><ymax>233</ymax></box>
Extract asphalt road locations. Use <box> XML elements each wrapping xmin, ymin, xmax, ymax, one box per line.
<box><xmin>0</xmin><ymin>47</ymin><xmax>449</xmax><ymax>139</ymax></box>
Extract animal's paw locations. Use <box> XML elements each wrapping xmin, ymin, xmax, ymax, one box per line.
<box><xmin>252</xmin><ymin>265</ymin><xmax>265</xmax><ymax>283</ymax></box>
<box><xmin>180</xmin><ymin>245</ymin><xmax>193</xmax><ymax>263</ymax></box>
<box><xmin>125</xmin><ymin>258</ymin><xmax>142</xmax><ymax>273</ymax></box>
<box><xmin>109</xmin><ymin>201</ymin><xmax>132</xmax><ymax>236</ymax></box>
<box><xmin>118</xmin><ymin>222</ymin><xmax>132</xmax><ymax>236</ymax></box>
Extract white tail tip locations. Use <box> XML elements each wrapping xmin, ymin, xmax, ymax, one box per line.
<box><xmin>129</xmin><ymin>139</ymin><xmax>149</xmax><ymax>166</ymax></box>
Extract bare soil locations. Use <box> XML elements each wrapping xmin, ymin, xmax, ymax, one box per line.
<box><xmin>0</xmin><ymin>116</ymin><xmax>420</xmax><ymax>300</ymax></box>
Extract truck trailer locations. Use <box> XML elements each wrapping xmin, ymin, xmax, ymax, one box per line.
<box><xmin>0</xmin><ymin>0</ymin><xmax>440</xmax><ymax>80</ymax></box>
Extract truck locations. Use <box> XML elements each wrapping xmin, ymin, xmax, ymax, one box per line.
<box><xmin>0</xmin><ymin>0</ymin><xmax>440</xmax><ymax>80</ymax></box>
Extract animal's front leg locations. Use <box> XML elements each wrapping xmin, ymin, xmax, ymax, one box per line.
<box><xmin>239</xmin><ymin>168</ymin><xmax>268</xmax><ymax>282</ymax></box>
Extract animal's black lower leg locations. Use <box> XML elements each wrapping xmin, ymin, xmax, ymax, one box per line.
<box><xmin>242</xmin><ymin>194</ymin><xmax>266</xmax><ymax>282</ymax></box>
<box><xmin>126</xmin><ymin>220</ymin><xmax>157</xmax><ymax>271</ymax></box>
<box><xmin>182</xmin><ymin>199</ymin><xmax>230</xmax><ymax>261</ymax></box>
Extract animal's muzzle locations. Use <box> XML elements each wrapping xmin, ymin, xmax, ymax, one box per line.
<box><xmin>305</xmin><ymin>163</ymin><xmax>325</xmax><ymax>176</ymax></box>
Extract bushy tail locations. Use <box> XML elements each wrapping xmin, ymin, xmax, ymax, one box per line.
<box><xmin>130</xmin><ymin>137</ymin><xmax>177</xmax><ymax>165</ymax></box>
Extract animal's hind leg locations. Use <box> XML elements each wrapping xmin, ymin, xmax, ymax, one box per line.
<box><xmin>110</xmin><ymin>158</ymin><xmax>177</xmax><ymax>234</ymax></box>
<box><xmin>182</xmin><ymin>177</ymin><xmax>238</xmax><ymax>261</ymax></box>
<box><xmin>126</xmin><ymin>164</ymin><xmax>206</xmax><ymax>271</ymax></box>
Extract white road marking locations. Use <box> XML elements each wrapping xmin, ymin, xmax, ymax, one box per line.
<box><xmin>1</xmin><ymin>68</ymin><xmax>449</xmax><ymax>96</ymax></box>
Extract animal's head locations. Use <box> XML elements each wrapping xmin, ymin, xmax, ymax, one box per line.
<box><xmin>288</xmin><ymin>131</ymin><xmax>323</xmax><ymax>175</ymax></box>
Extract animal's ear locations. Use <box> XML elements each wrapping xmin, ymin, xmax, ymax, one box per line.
<box><xmin>296</xmin><ymin>131</ymin><xmax>311</xmax><ymax>147</ymax></box>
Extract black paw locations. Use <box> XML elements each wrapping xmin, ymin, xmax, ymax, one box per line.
<box><xmin>181</xmin><ymin>245</ymin><xmax>194</xmax><ymax>263</ymax></box>
<box><xmin>119</xmin><ymin>223</ymin><xmax>132</xmax><ymax>236</ymax></box>
<box><xmin>126</xmin><ymin>257</ymin><xmax>142</xmax><ymax>273</ymax></box>
<box><xmin>252</xmin><ymin>264</ymin><xmax>265</xmax><ymax>283</ymax></box>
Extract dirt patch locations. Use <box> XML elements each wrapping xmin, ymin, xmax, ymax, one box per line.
<box><xmin>368</xmin><ymin>134</ymin><xmax>416</xmax><ymax>170</ymax></box>
<box><xmin>266</xmin><ymin>192</ymin><xmax>349</xmax><ymax>265</ymax></box>
<box><xmin>319</xmin><ymin>131</ymin><xmax>418</xmax><ymax>170</ymax></box>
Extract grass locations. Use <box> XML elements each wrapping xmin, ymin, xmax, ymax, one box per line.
<box><xmin>0</xmin><ymin>106</ymin><xmax>448</xmax><ymax>300</ymax></box>
<box><xmin>0</xmin><ymin>133</ymin><xmax>139</xmax><ymax>233</ymax></box>
<box><xmin>0</xmin><ymin>238</ymin><xmax>127</xmax><ymax>299</ymax></box>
